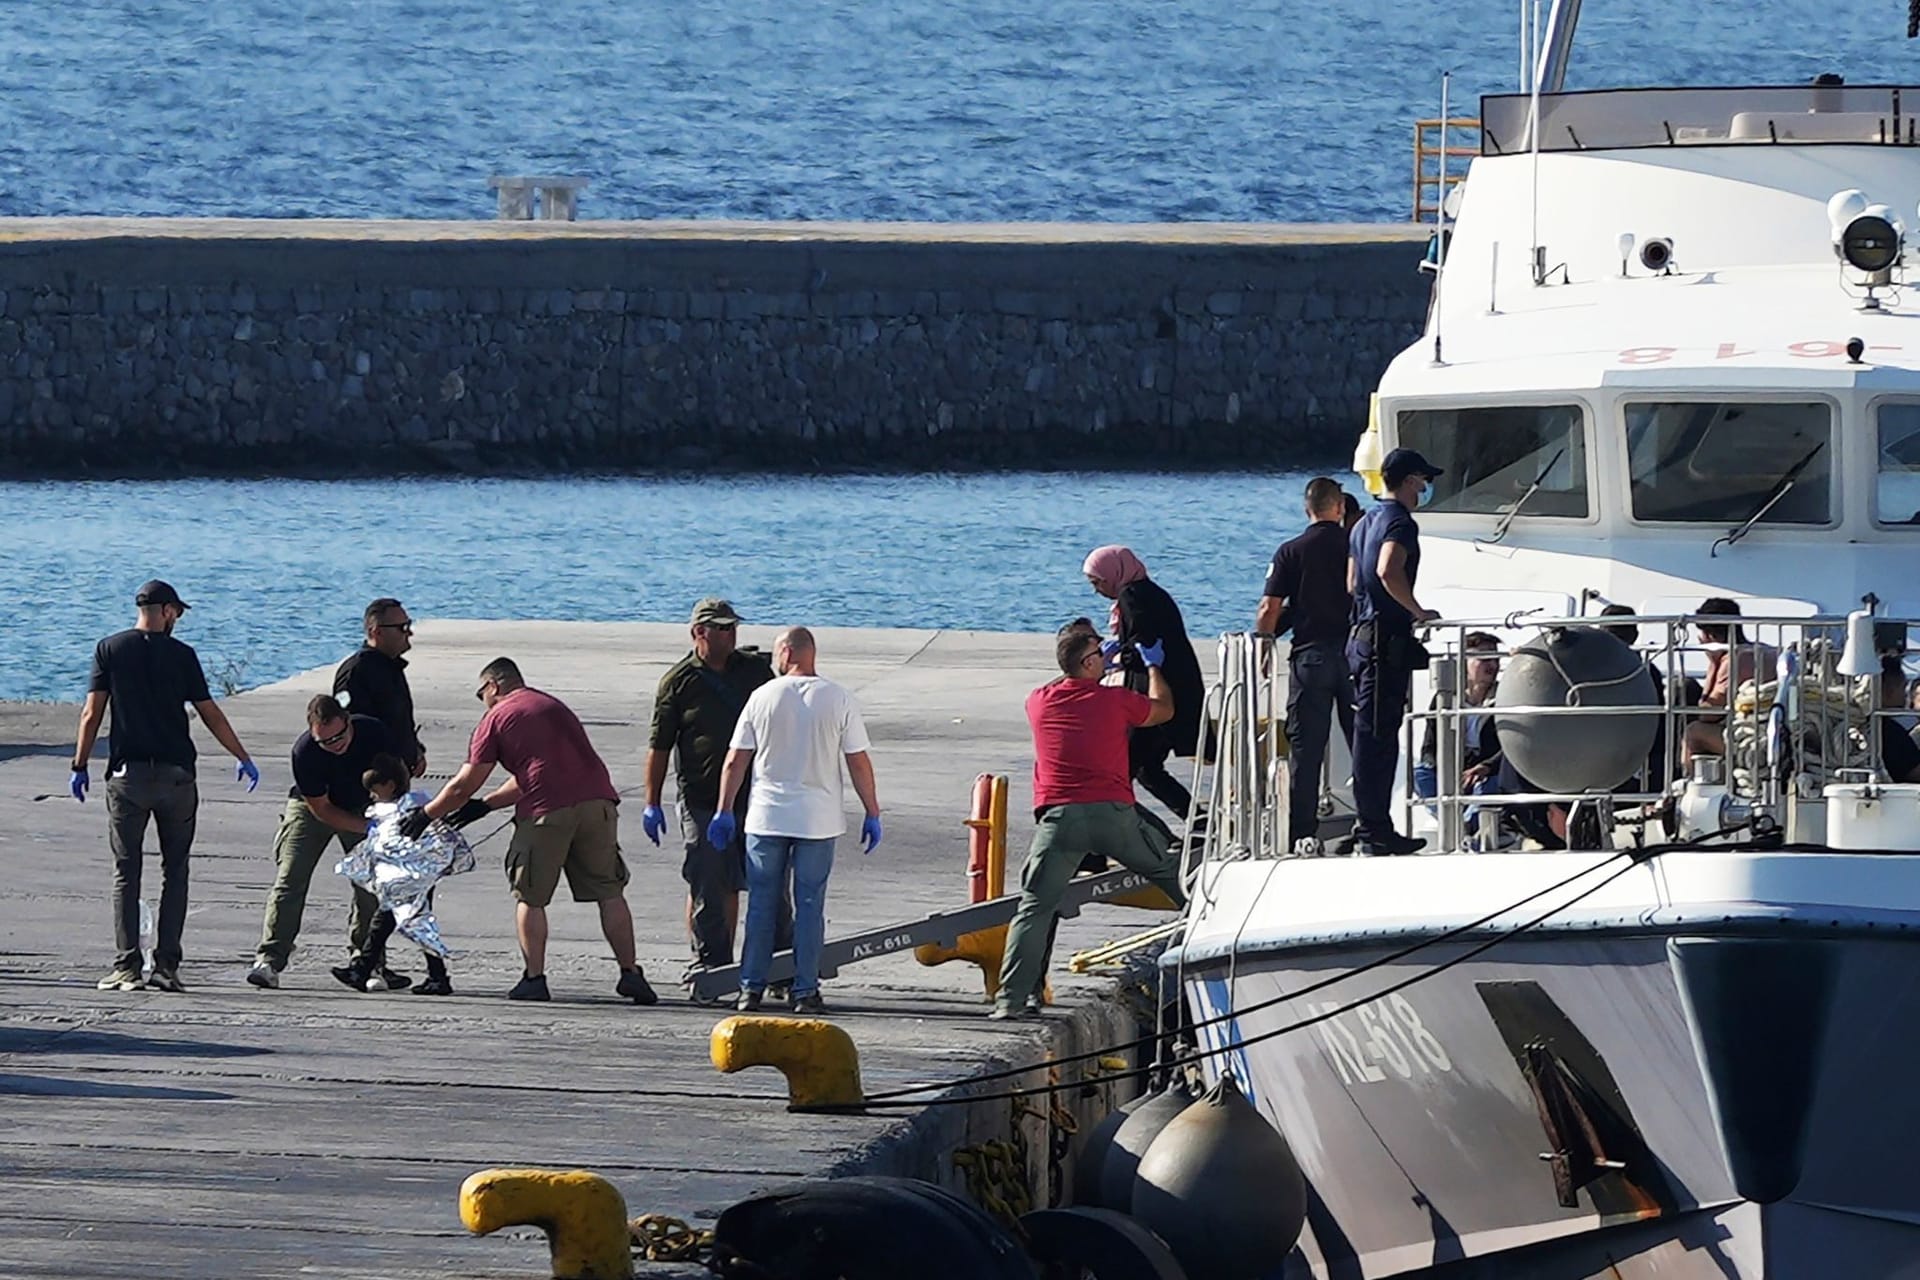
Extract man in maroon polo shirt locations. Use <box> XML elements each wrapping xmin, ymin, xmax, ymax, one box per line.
<box><xmin>406</xmin><ymin>656</ymin><xmax>658</xmax><ymax>1004</ymax></box>
<box><xmin>991</xmin><ymin>625</ymin><xmax>1189</xmax><ymax>1020</ymax></box>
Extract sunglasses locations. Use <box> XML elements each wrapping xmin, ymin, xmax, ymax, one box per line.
<box><xmin>376</xmin><ymin>621</ymin><xmax>414</xmax><ymax>633</ymax></box>
<box><xmin>315</xmin><ymin>724</ymin><xmax>350</xmax><ymax>747</ymax></box>
<box><xmin>474</xmin><ymin>679</ymin><xmax>493</xmax><ymax>703</ymax></box>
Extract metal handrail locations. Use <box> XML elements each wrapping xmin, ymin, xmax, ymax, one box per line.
<box><xmin>1413</xmin><ymin>116</ymin><xmax>1481</xmax><ymax>221</ymax></box>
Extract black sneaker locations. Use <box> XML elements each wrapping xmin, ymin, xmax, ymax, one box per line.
<box><xmin>1023</xmin><ymin>994</ymin><xmax>1042</xmax><ymax>1014</ymax></box>
<box><xmin>146</xmin><ymin>967</ymin><xmax>186</xmax><ymax>994</ymax></box>
<box><xmin>736</xmin><ymin>989</ymin><xmax>764</xmax><ymax>1012</ymax></box>
<box><xmin>616</xmin><ymin>967</ymin><xmax>658</xmax><ymax>1006</ymax></box>
<box><xmin>412</xmin><ymin>975</ymin><xmax>454</xmax><ymax>996</ymax></box>
<box><xmin>1358</xmin><ymin>832</ymin><xmax>1427</xmax><ymax>857</ymax></box>
<box><xmin>768</xmin><ymin>981</ymin><xmax>792</xmax><ymax>1002</ymax></box>
<box><xmin>790</xmin><ymin>992</ymin><xmax>827</xmax><ymax>1016</ymax></box>
<box><xmin>507</xmin><ymin>973</ymin><xmax>551</xmax><ymax>1002</ymax></box>
<box><xmin>330</xmin><ymin>962</ymin><xmax>372</xmax><ymax>992</ymax></box>
<box><xmin>372</xmin><ymin>966</ymin><xmax>414</xmax><ymax>991</ymax></box>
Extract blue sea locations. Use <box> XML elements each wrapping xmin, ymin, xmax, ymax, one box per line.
<box><xmin>2</xmin><ymin>1</ymin><xmax>1913</xmax><ymax>223</ymax></box>
<box><xmin>5</xmin><ymin>471</ymin><xmax>1333</xmax><ymax>702</ymax></box>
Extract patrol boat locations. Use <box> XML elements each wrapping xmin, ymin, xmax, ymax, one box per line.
<box><xmin>1160</xmin><ymin>4</ymin><xmax>1920</xmax><ymax>1276</ymax></box>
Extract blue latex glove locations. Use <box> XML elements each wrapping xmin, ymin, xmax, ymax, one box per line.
<box><xmin>860</xmin><ymin>815</ymin><xmax>883</xmax><ymax>854</ymax></box>
<box><xmin>237</xmin><ymin>759</ymin><xmax>260</xmax><ymax>792</ymax></box>
<box><xmin>642</xmin><ymin>804</ymin><xmax>666</xmax><ymax>846</ymax></box>
<box><xmin>1100</xmin><ymin>638</ymin><xmax>1122</xmax><ymax>667</ymax></box>
<box><xmin>1135</xmin><ymin>639</ymin><xmax>1166</xmax><ymax>669</ymax></box>
<box><xmin>706</xmin><ymin>811</ymin><xmax>737</xmax><ymax>851</ymax></box>
<box><xmin>70</xmin><ymin>769</ymin><xmax>88</xmax><ymax>803</ymax></box>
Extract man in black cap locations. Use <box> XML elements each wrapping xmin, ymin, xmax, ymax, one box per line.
<box><xmin>1347</xmin><ymin>449</ymin><xmax>1443</xmax><ymax>856</ymax></box>
<box><xmin>1257</xmin><ymin>476</ymin><xmax>1354</xmax><ymax>852</ymax></box>
<box><xmin>641</xmin><ymin>598</ymin><xmax>791</xmax><ymax>1000</ymax></box>
<box><xmin>71</xmin><ymin>580</ymin><xmax>260</xmax><ymax>992</ymax></box>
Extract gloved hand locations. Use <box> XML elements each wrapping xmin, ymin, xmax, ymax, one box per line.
<box><xmin>860</xmin><ymin>815</ymin><xmax>883</xmax><ymax>854</ymax></box>
<box><xmin>396</xmin><ymin>808</ymin><xmax>432</xmax><ymax>840</ymax></box>
<box><xmin>706</xmin><ymin>811</ymin><xmax>737</xmax><ymax>851</ymax></box>
<box><xmin>1135</xmin><ymin>639</ymin><xmax>1166</xmax><ymax>669</ymax></box>
<box><xmin>449</xmin><ymin>798</ymin><xmax>492</xmax><ymax>828</ymax></box>
<box><xmin>70</xmin><ymin>768</ymin><xmax>88</xmax><ymax>803</ymax></box>
<box><xmin>1100</xmin><ymin>638</ymin><xmax>1122</xmax><ymax>666</ymax></box>
<box><xmin>366</xmin><ymin>818</ymin><xmax>381</xmax><ymax>837</ymax></box>
<box><xmin>236</xmin><ymin>759</ymin><xmax>260</xmax><ymax>792</ymax></box>
<box><xmin>642</xmin><ymin>804</ymin><xmax>666</xmax><ymax>845</ymax></box>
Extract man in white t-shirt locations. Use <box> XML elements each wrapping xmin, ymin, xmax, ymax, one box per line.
<box><xmin>710</xmin><ymin>627</ymin><xmax>882</xmax><ymax>1015</ymax></box>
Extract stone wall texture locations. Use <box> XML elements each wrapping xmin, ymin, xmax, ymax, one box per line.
<box><xmin>0</xmin><ymin>224</ymin><xmax>1431</xmax><ymax>472</ymax></box>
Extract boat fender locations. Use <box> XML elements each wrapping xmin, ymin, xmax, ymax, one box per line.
<box><xmin>1097</xmin><ymin>1079</ymin><xmax>1196</xmax><ymax>1210</ymax></box>
<box><xmin>1131</xmin><ymin>1073</ymin><xmax>1308</xmax><ymax>1280</ymax></box>
<box><xmin>1073</xmin><ymin>1087</ymin><xmax>1155</xmax><ymax>1206</ymax></box>
<box><xmin>1020</xmin><ymin>1206</ymin><xmax>1188</xmax><ymax>1280</ymax></box>
<box><xmin>1495</xmin><ymin>627</ymin><xmax>1658</xmax><ymax>793</ymax></box>
<box><xmin>710</xmin><ymin>1175</ymin><xmax>1037</xmax><ymax>1280</ymax></box>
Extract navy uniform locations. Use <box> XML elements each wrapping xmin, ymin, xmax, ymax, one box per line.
<box><xmin>1347</xmin><ymin>449</ymin><xmax>1443</xmax><ymax>855</ymax></box>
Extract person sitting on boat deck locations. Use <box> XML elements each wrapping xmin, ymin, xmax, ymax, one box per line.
<box><xmin>1413</xmin><ymin>630</ymin><xmax>1504</xmax><ymax>842</ymax></box>
<box><xmin>994</xmin><ymin>626</ymin><xmax>1189</xmax><ymax>1020</ymax></box>
<box><xmin>1681</xmin><ymin>598</ymin><xmax>1777</xmax><ymax>768</ymax></box>
<box><xmin>1082</xmin><ymin>545</ymin><xmax>1205</xmax><ymax>823</ymax></box>
<box><xmin>1347</xmin><ymin>448</ymin><xmax>1443</xmax><ymax>857</ymax></box>
<box><xmin>1878</xmin><ymin>654</ymin><xmax>1920</xmax><ymax>784</ymax></box>
<box><xmin>1256</xmin><ymin>476</ymin><xmax>1355</xmax><ymax>852</ymax></box>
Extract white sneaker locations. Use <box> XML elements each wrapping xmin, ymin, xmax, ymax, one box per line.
<box><xmin>246</xmin><ymin>961</ymin><xmax>280</xmax><ymax>989</ymax></box>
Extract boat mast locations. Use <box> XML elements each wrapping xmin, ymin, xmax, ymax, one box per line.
<box><xmin>1535</xmin><ymin>0</ymin><xmax>1582</xmax><ymax>93</ymax></box>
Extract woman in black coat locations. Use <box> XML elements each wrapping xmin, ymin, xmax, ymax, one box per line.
<box><xmin>1083</xmin><ymin>545</ymin><xmax>1206</xmax><ymax>818</ymax></box>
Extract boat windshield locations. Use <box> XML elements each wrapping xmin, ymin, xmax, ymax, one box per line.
<box><xmin>1877</xmin><ymin>403</ymin><xmax>1920</xmax><ymax>526</ymax></box>
<box><xmin>1481</xmin><ymin>84</ymin><xmax>1920</xmax><ymax>155</ymax></box>
<box><xmin>1624</xmin><ymin>401</ymin><xmax>1832</xmax><ymax>524</ymax></box>
<box><xmin>1396</xmin><ymin>404</ymin><xmax>1587</xmax><ymax>517</ymax></box>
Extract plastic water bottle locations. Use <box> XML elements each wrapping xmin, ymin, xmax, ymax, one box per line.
<box><xmin>138</xmin><ymin>899</ymin><xmax>156</xmax><ymax>975</ymax></box>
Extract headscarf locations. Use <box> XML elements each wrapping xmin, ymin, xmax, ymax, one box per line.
<box><xmin>1082</xmin><ymin>545</ymin><xmax>1149</xmax><ymax>635</ymax></box>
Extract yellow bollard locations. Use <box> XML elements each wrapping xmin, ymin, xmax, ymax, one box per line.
<box><xmin>710</xmin><ymin>1015</ymin><xmax>864</xmax><ymax>1109</ymax></box>
<box><xmin>459</xmin><ymin>1168</ymin><xmax>633</xmax><ymax>1280</ymax></box>
<box><xmin>915</xmin><ymin>924</ymin><xmax>1010</xmax><ymax>1001</ymax></box>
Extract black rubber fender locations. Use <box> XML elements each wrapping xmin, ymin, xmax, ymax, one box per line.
<box><xmin>710</xmin><ymin>1174</ymin><xmax>1037</xmax><ymax>1280</ymax></box>
<box><xmin>1020</xmin><ymin>1206</ymin><xmax>1188</xmax><ymax>1280</ymax></box>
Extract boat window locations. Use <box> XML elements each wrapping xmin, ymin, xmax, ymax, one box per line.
<box><xmin>1394</xmin><ymin>405</ymin><xmax>1588</xmax><ymax>517</ymax></box>
<box><xmin>1624</xmin><ymin>401</ymin><xmax>1832</xmax><ymax>524</ymax></box>
<box><xmin>1877</xmin><ymin>404</ymin><xmax>1920</xmax><ymax>526</ymax></box>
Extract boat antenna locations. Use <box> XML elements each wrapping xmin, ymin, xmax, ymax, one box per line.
<box><xmin>1529</xmin><ymin>0</ymin><xmax>1544</xmax><ymax>285</ymax></box>
<box><xmin>1520</xmin><ymin>0</ymin><xmax>1531</xmax><ymax>89</ymax></box>
<box><xmin>1433</xmin><ymin>70</ymin><xmax>1452</xmax><ymax>366</ymax></box>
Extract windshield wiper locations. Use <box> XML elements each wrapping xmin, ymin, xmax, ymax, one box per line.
<box><xmin>1710</xmin><ymin>440</ymin><xmax>1826</xmax><ymax>557</ymax></box>
<box><xmin>1476</xmin><ymin>446</ymin><xmax>1567</xmax><ymax>546</ymax></box>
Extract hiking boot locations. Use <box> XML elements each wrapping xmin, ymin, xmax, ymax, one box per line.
<box><xmin>146</xmin><ymin>967</ymin><xmax>186</xmax><ymax>994</ymax></box>
<box><xmin>246</xmin><ymin>960</ymin><xmax>280</xmax><ymax>990</ymax></box>
<box><xmin>412</xmin><ymin>975</ymin><xmax>454</xmax><ymax>996</ymax></box>
<box><xmin>330</xmin><ymin>961</ymin><xmax>372</xmax><ymax>992</ymax></box>
<box><xmin>790</xmin><ymin>991</ymin><xmax>827</xmax><ymax>1016</ymax></box>
<box><xmin>96</xmin><ymin>967</ymin><xmax>144</xmax><ymax>992</ymax></box>
<box><xmin>507</xmin><ymin>972</ymin><xmax>551</xmax><ymax>1002</ymax></box>
<box><xmin>736</xmin><ymin>989</ymin><xmax>764</xmax><ymax>1012</ymax></box>
<box><xmin>616</xmin><ymin>967</ymin><xmax>659</xmax><ymax>1006</ymax></box>
<box><xmin>371</xmin><ymin>966</ymin><xmax>413</xmax><ymax>991</ymax></box>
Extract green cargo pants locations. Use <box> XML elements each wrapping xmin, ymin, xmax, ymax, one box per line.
<box><xmin>255</xmin><ymin>796</ymin><xmax>379</xmax><ymax>970</ymax></box>
<box><xmin>996</xmin><ymin>801</ymin><xmax>1187</xmax><ymax>1014</ymax></box>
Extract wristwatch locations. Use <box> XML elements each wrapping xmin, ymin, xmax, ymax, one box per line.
<box><xmin>70</xmin><ymin>759</ymin><xmax>88</xmax><ymax>773</ymax></box>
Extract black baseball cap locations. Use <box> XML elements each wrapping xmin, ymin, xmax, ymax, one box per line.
<box><xmin>1382</xmin><ymin>448</ymin><xmax>1444</xmax><ymax>486</ymax></box>
<box><xmin>134</xmin><ymin>579</ymin><xmax>189</xmax><ymax>610</ymax></box>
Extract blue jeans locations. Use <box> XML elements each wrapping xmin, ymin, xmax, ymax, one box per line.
<box><xmin>742</xmin><ymin>833</ymin><xmax>836</xmax><ymax>997</ymax></box>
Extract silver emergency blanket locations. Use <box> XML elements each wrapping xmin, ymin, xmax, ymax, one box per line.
<box><xmin>335</xmin><ymin>794</ymin><xmax>476</xmax><ymax>957</ymax></box>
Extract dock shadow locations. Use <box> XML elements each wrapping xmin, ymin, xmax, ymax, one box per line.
<box><xmin>0</xmin><ymin>1073</ymin><xmax>234</xmax><ymax>1102</ymax></box>
<box><xmin>0</xmin><ymin>1027</ymin><xmax>272</xmax><ymax>1060</ymax></box>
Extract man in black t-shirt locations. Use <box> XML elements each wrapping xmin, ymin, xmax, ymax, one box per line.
<box><xmin>333</xmin><ymin>597</ymin><xmax>425</xmax><ymax>776</ymax></box>
<box><xmin>247</xmin><ymin>695</ymin><xmax>402</xmax><ymax>991</ymax></box>
<box><xmin>72</xmin><ymin>579</ymin><xmax>259</xmax><ymax>993</ymax></box>
<box><xmin>1257</xmin><ymin>477</ymin><xmax>1355</xmax><ymax>849</ymax></box>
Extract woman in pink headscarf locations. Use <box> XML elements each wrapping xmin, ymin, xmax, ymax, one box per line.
<box><xmin>1082</xmin><ymin>545</ymin><xmax>1203</xmax><ymax>818</ymax></box>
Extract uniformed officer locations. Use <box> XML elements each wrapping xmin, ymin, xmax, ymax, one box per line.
<box><xmin>1347</xmin><ymin>449</ymin><xmax>1443</xmax><ymax>856</ymax></box>
<box><xmin>1256</xmin><ymin>476</ymin><xmax>1355</xmax><ymax>852</ymax></box>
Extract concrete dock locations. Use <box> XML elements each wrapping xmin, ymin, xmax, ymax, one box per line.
<box><xmin>0</xmin><ymin>622</ymin><xmax>1171</xmax><ymax>1279</ymax></box>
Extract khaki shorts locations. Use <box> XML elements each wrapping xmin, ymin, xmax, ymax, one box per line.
<box><xmin>504</xmin><ymin>798</ymin><xmax>630</xmax><ymax>907</ymax></box>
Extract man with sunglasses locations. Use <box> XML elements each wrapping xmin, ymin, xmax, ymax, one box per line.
<box><xmin>332</xmin><ymin>598</ymin><xmax>426</xmax><ymax>778</ymax></box>
<box><xmin>642</xmin><ymin>598</ymin><xmax>791</xmax><ymax>1002</ymax></box>
<box><xmin>248</xmin><ymin>695</ymin><xmax>402</xmax><ymax>990</ymax></box>
<box><xmin>992</xmin><ymin>624</ymin><xmax>1188</xmax><ymax>1020</ymax></box>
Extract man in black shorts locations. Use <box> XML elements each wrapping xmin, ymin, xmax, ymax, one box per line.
<box><xmin>71</xmin><ymin>580</ymin><xmax>260</xmax><ymax>993</ymax></box>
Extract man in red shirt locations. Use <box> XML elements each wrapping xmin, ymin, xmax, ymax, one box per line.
<box><xmin>406</xmin><ymin>657</ymin><xmax>657</xmax><ymax>1005</ymax></box>
<box><xmin>992</xmin><ymin>626</ymin><xmax>1188</xmax><ymax>1020</ymax></box>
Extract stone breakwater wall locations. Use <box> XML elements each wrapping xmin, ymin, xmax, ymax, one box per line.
<box><xmin>0</xmin><ymin>221</ymin><xmax>1430</xmax><ymax>472</ymax></box>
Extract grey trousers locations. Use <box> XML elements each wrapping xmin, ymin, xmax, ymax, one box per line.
<box><xmin>105</xmin><ymin>762</ymin><xmax>199</xmax><ymax>973</ymax></box>
<box><xmin>679</xmin><ymin>804</ymin><xmax>791</xmax><ymax>969</ymax></box>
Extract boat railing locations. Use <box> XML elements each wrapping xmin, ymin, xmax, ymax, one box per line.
<box><xmin>1407</xmin><ymin>610</ymin><xmax>1918</xmax><ymax>852</ymax></box>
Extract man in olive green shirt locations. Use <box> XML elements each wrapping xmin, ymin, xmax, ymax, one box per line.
<box><xmin>642</xmin><ymin>599</ymin><xmax>791</xmax><ymax>995</ymax></box>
